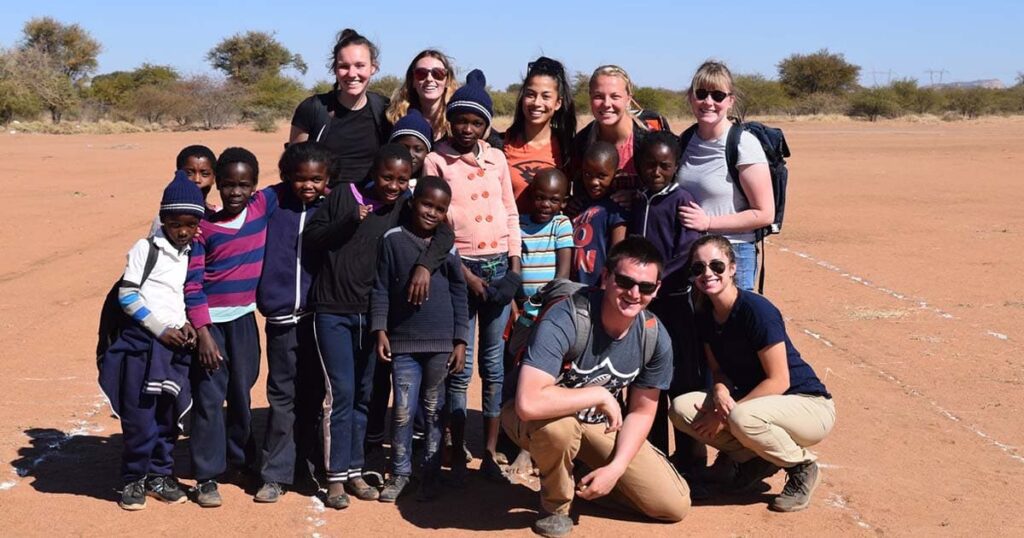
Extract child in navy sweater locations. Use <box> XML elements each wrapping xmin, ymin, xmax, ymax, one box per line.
<box><xmin>371</xmin><ymin>176</ymin><xmax>469</xmax><ymax>502</ymax></box>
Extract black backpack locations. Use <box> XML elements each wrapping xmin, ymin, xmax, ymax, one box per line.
<box><xmin>96</xmin><ymin>238</ymin><xmax>159</xmax><ymax>363</ymax></box>
<box><xmin>680</xmin><ymin>120</ymin><xmax>791</xmax><ymax>293</ymax></box>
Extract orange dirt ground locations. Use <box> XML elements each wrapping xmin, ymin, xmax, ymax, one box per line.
<box><xmin>1</xmin><ymin>118</ymin><xmax>1022</xmax><ymax>536</ymax></box>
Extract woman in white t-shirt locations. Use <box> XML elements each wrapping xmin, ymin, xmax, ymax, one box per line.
<box><xmin>675</xmin><ymin>61</ymin><xmax>773</xmax><ymax>290</ymax></box>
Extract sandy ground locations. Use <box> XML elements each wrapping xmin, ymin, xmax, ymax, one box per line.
<box><xmin>1</xmin><ymin>117</ymin><xmax>1023</xmax><ymax>536</ymax></box>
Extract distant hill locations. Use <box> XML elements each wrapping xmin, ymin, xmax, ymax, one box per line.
<box><xmin>927</xmin><ymin>79</ymin><xmax>1006</xmax><ymax>89</ymax></box>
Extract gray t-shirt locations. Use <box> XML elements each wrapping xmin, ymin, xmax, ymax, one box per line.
<box><xmin>516</xmin><ymin>291</ymin><xmax>673</xmax><ymax>424</ymax></box>
<box><xmin>675</xmin><ymin>129</ymin><xmax>767</xmax><ymax>244</ymax></box>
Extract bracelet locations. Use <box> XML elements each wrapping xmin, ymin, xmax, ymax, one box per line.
<box><xmin>705</xmin><ymin>215</ymin><xmax>712</xmax><ymax>233</ymax></box>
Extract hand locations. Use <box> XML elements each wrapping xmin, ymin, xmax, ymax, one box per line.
<box><xmin>712</xmin><ymin>384</ymin><xmax>737</xmax><ymax>416</ymax></box>
<box><xmin>679</xmin><ymin>201</ymin><xmax>711</xmax><ymax>232</ymax></box>
<box><xmin>691</xmin><ymin>402</ymin><xmax>727</xmax><ymax>439</ymax></box>
<box><xmin>406</xmin><ymin>265</ymin><xmax>431</xmax><ymax>305</ymax></box>
<box><xmin>157</xmin><ymin>327</ymin><xmax>188</xmax><ymax>349</ymax></box>
<box><xmin>181</xmin><ymin>323</ymin><xmax>198</xmax><ymax>350</ymax></box>
<box><xmin>358</xmin><ymin>204</ymin><xmax>371</xmax><ymax>220</ymax></box>
<box><xmin>576</xmin><ymin>463</ymin><xmax>625</xmax><ymax>500</ymax></box>
<box><xmin>376</xmin><ymin>331</ymin><xmax>392</xmax><ymax>363</ymax></box>
<box><xmin>610</xmin><ymin>189</ymin><xmax>635</xmax><ymax>211</ymax></box>
<box><xmin>448</xmin><ymin>342</ymin><xmax>466</xmax><ymax>374</ymax></box>
<box><xmin>465</xmin><ymin>271</ymin><xmax>488</xmax><ymax>300</ymax></box>
<box><xmin>595</xmin><ymin>391</ymin><xmax>623</xmax><ymax>433</ymax></box>
<box><xmin>195</xmin><ymin>327</ymin><xmax>222</xmax><ymax>371</ymax></box>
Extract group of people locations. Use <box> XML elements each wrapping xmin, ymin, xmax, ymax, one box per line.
<box><xmin>97</xmin><ymin>28</ymin><xmax>836</xmax><ymax>537</ymax></box>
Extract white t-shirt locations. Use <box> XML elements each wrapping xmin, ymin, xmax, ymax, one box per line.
<box><xmin>675</xmin><ymin>129</ymin><xmax>767</xmax><ymax>244</ymax></box>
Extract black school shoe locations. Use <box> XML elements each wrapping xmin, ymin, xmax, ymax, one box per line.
<box><xmin>254</xmin><ymin>481</ymin><xmax>283</xmax><ymax>503</ymax></box>
<box><xmin>378</xmin><ymin>475</ymin><xmax>410</xmax><ymax>503</ymax></box>
<box><xmin>344</xmin><ymin>476</ymin><xmax>380</xmax><ymax>501</ymax></box>
<box><xmin>195</xmin><ymin>480</ymin><xmax>222</xmax><ymax>508</ymax></box>
<box><xmin>119</xmin><ymin>478</ymin><xmax>147</xmax><ymax>511</ymax></box>
<box><xmin>146</xmin><ymin>475</ymin><xmax>186</xmax><ymax>504</ymax></box>
<box><xmin>769</xmin><ymin>461</ymin><xmax>820</xmax><ymax>512</ymax></box>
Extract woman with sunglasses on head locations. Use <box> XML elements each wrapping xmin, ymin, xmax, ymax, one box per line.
<box><xmin>290</xmin><ymin>29</ymin><xmax>391</xmax><ymax>187</ymax></box>
<box><xmin>675</xmin><ymin>60</ymin><xmax>773</xmax><ymax>290</ymax></box>
<box><xmin>503</xmin><ymin>56</ymin><xmax>576</xmax><ymax>211</ymax></box>
<box><xmin>669</xmin><ymin>234</ymin><xmax>835</xmax><ymax>513</ymax></box>
<box><xmin>385</xmin><ymin>50</ymin><xmax>459</xmax><ymax>143</ymax></box>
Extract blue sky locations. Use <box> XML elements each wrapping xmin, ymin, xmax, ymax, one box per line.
<box><xmin>2</xmin><ymin>0</ymin><xmax>1021</xmax><ymax>89</ymax></box>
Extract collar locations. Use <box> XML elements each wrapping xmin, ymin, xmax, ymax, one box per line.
<box><xmin>435</xmin><ymin>140</ymin><xmax>499</xmax><ymax>167</ymax></box>
<box><xmin>639</xmin><ymin>181</ymin><xmax>679</xmax><ymax>200</ymax></box>
<box><xmin>152</xmin><ymin>227</ymin><xmax>191</xmax><ymax>255</ymax></box>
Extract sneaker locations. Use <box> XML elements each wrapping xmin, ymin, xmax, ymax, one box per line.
<box><xmin>532</xmin><ymin>513</ymin><xmax>573</xmax><ymax>537</ymax></box>
<box><xmin>325</xmin><ymin>482</ymin><xmax>350</xmax><ymax>510</ymax></box>
<box><xmin>729</xmin><ymin>457</ymin><xmax>780</xmax><ymax>493</ymax></box>
<box><xmin>195</xmin><ymin>480</ymin><xmax>222</xmax><ymax>508</ymax></box>
<box><xmin>344</xmin><ymin>475</ymin><xmax>380</xmax><ymax>501</ymax></box>
<box><xmin>146</xmin><ymin>475</ymin><xmax>186</xmax><ymax>504</ymax></box>
<box><xmin>770</xmin><ymin>461</ymin><xmax>820</xmax><ymax>512</ymax></box>
<box><xmin>119</xmin><ymin>478</ymin><xmax>147</xmax><ymax>511</ymax></box>
<box><xmin>378</xmin><ymin>475</ymin><xmax>410</xmax><ymax>503</ymax></box>
<box><xmin>254</xmin><ymin>481</ymin><xmax>283</xmax><ymax>503</ymax></box>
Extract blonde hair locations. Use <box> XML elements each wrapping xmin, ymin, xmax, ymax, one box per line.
<box><xmin>588</xmin><ymin>64</ymin><xmax>635</xmax><ymax>96</ymax></box>
<box><xmin>689</xmin><ymin>60</ymin><xmax>736</xmax><ymax>93</ymax></box>
<box><xmin>385</xmin><ymin>50</ymin><xmax>458</xmax><ymax>140</ymax></box>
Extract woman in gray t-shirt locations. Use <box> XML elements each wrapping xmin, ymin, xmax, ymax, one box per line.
<box><xmin>675</xmin><ymin>61</ymin><xmax>773</xmax><ymax>290</ymax></box>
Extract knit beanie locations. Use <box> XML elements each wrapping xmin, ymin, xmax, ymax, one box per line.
<box><xmin>446</xmin><ymin>69</ymin><xmax>493</xmax><ymax>127</ymax></box>
<box><xmin>389</xmin><ymin>108</ymin><xmax>433</xmax><ymax>150</ymax></box>
<box><xmin>159</xmin><ymin>170</ymin><xmax>205</xmax><ymax>219</ymax></box>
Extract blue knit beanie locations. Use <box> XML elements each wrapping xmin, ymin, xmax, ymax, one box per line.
<box><xmin>446</xmin><ymin>69</ymin><xmax>493</xmax><ymax>127</ymax></box>
<box><xmin>389</xmin><ymin>108</ymin><xmax>433</xmax><ymax>150</ymax></box>
<box><xmin>159</xmin><ymin>170</ymin><xmax>205</xmax><ymax>219</ymax></box>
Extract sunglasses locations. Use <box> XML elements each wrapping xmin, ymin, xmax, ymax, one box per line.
<box><xmin>689</xmin><ymin>259</ymin><xmax>728</xmax><ymax>278</ymax></box>
<box><xmin>613</xmin><ymin>272</ymin><xmax>659</xmax><ymax>295</ymax></box>
<box><xmin>413</xmin><ymin>67</ymin><xmax>448</xmax><ymax>81</ymax></box>
<box><xmin>693</xmin><ymin>88</ymin><xmax>732</xmax><ymax>103</ymax></box>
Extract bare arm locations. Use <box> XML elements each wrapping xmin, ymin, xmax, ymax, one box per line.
<box><xmin>514</xmin><ymin>365</ymin><xmax>621</xmax><ymax>428</ymax></box>
<box><xmin>554</xmin><ymin>247</ymin><xmax>572</xmax><ymax>280</ymax></box>
<box><xmin>576</xmin><ymin>385</ymin><xmax>659</xmax><ymax>500</ymax></box>
<box><xmin>737</xmin><ymin>341</ymin><xmax>790</xmax><ymax>402</ymax></box>
<box><xmin>678</xmin><ymin>162</ymin><xmax>774</xmax><ymax>233</ymax></box>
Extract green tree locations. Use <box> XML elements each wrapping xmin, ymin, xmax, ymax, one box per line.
<box><xmin>943</xmin><ymin>87</ymin><xmax>995</xmax><ymax>119</ymax></box>
<box><xmin>311</xmin><ymin>80</ymin><xmax>334</xmax><ymax>95</ymax></box>
<box><xmin>368</xmin><ymin>75</ymin><xmax>402</xmax><ymax>99</ymax></box>
<box><xmin>246</xmin><ymin>74</ymin><xmax>307</xmax><ymax>117</ymax></box>
<box><xmin>89</xmin><ymin>64</ymin><xmax>180</xmax><ymax>112</ymax></box>
<box><xmin>20</xmin><ymin>17</ymin><xmax>101</xmax><ymax>81</ymax></box>
<box><xmin>571</xmin><ymin>71</ymin><xmax>590</xmax><ymax>115</ymax></box>
<box><xmin>0</xmin><ymin>48</ymin><xmax>44</xmax><ymax>123</ymax></box>
<box><xmin>632</xmin><ymin>87</ymin><xmax>683</xmax><ymax>118</ymax></box>
<box><xmin>207</xmin><ymin>31</ymin><xmax>307</xmax><ymax>85</ymax></box>
<box><xmin>777</xmin><ymin>49</ymin><xmax>860</xmax><ymax>96</ymax></box>
<box><xmin>506</xmin><ymin>82</ymin><xmax>523</xmax><ymax>94</ymax></box>
<box><xmin>14</xmin><ymin>46</ymin><xmax>79</xmax><ymax>123</ymax></box>
<box><xmin>848</xmin><ymin>88</ymin><xmax>900</xmax><ymax>121</ymax></box>
<box><xmin>733</xmin><ymin>74</ymin><xmax>791</xmax><ymax>116</ymax></box>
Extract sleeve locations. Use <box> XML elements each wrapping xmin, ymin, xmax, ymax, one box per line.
<box><xmin>422</xmin><ymin>153</ymin><xmax>443</xmax><ymax>178</ymax></box>
<box><xmin>737</xmin><ymin>131</ymin><xmax>768</xmax><ymax>166</ymax></box>
<box><xmin>448</xmin><ymin>250</ymin><xmax>470</xmax><ymax>344</ymax></box>
<box><xmin>369</xmin><ymin>237</ymin><xmax>393</xmax><ymax>334</ymax></box>
<box><xmin>631</xmin><ymin>318</ymin><xmax>673</xmax><ymax>390</ymax></box>
<box><xmin>303</xmin><ymin>186</ymin><xmax>359</xmax><ymax>251</ymax></box>
<box><xmin>290</xmin><ymin>95</ymin><xmax>316</xmax><ymax>132</ymax></box>
<box><xmin>554</xmin><ymin>216</ymin><xmax>574</xmax><ymax>250</ymax></box>
<box><xmin>520</xmin><ymin>299</ymin><xmax>576</xmax><ymax>379</ymax></box>
<box><xmin>497</xmin><ymin>153</ymin><xmax>523</xmax><ymax>258</ymax></box>
<box><xmin>409</xmin><ymin>197</ymin><xmax>456</xmax><ymax>272</ymax></box>
<box><xmin>748</xmin><ymin>297</ymin><xmax>787</xmax><ymax>350</ymax></box>
<box><xmin>607</xmin><ymin>200</ymin><xmax>627</xmax><ymax>227</ymax></box>
<box><xmin>669</xmin><ymin>191</ymin><xmax>701</xmax><ymax>276</ymax></box>
<box><xmin>118</xmin><ymin>239</ymin><xmax>170</xmax><ymax>337</ymax></box>
<box><xmin>184</xmin><ymin>232</ymin><xmax>212</xmax><ymax>329</ymax></box>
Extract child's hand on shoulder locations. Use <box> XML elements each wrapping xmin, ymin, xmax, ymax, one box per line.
<box><xmin>358</xmin><ymin>204</ymin><xmax>371</xmax><ymax>220</ymax></box>
<box><xmin>375</xmin><ymin>331</ymin><xmax>392</xmax><ymax>363</ymax></box>
<box><xmin>448</xmin><ymin>342</ymin><xmax>467</xmax><ymax>374</ymax></box>
<box><xmin>465</xmin><ymin>271</ymin><xmax>488</xmax><ymax>300</ymax></box>
<box><xmin>610</xmin><ymin>189</ymin><xmax>636</xmax><ymax>210</ymax></box>
<box><xmin>406</xmin><ymin>265</ymin><xmax>431</xmax><ymax>305</ymax></box>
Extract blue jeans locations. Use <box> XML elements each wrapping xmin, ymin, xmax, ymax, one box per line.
<box><xmin>313</xmin><ymin>312</ymin><xmax>375</xmax><ymax>483</ymax></box>
<box><xmin>448</xmin><ymin>254</ymin><xmax>511</xmax><ymax>420</ymax></box>
<box><xmin>733</xmin><ymin>241</ymin><xmax>758</xmax><ymax>291</ymax></box>
<box><xmin>391</xmin><ymin>353</ymin><xmax>447</xmax><ymax>476</ymax></box>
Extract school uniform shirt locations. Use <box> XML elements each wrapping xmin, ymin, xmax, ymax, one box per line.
<box><xmin>697</xmin><ymin>289</ymin><xmax>831</xmax><ymax>400</ymax></box>
<box><xmin>118</xmin><ymin>227</ymin><xmax>192</xmax><ymax>336</ymax></box>
<box><xmin>571</xmin><ymin>197</ymin><xmax>627</xmax><ymax>287</ymax></box>
<box><xmin>423</xmin><ymin>140</ymin><xmax>522</xmax><ymax>259</ymax></box>
<box><xmin>503</xmin><ymin>136</ymin><xmax>561</xmax><ymax>213</ymax></box>
<box><xmin>519</xmin><ymin>214</ymin><xmax>573</xmax><ymax>298</ymax></box>
<box><xmin>370</xmin><ymin>226</ymin><xmax>470</xmax><ymax>354</ymax></box>
<box><xmin>628</xmin><ymin>183</ymin><xmax>701</xmax><ymax>295</ymax></box>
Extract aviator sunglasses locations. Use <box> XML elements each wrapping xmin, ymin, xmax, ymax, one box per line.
<box><xmin>689</xmin><ymin>259</ymin><xmax>728</xmax><ymax>278</ymax></box>
<box><xmin>414</xmin><ymin>67</ymin><xmax>448</xmax><ymax>81</ymax></box>
<box><xmin>693</xmin><ymin>88</ymin><xmax>733</xmax><ymax>103</ymax></box>
<box><xmin>613</xmin><ymin>272</ymin><xmax>659</xmax><ymax>295</ymax></box>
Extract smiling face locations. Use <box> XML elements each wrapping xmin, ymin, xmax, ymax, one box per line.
<box><xmin>216</xmin><ymin>163</ymin><xmax>256</xmax><ymax>216</ymax></box>
<box><xmin>410</xmin><ymin>186</ymin><xmax>450</xmax><ymax>235</ymax></box>
<box><xmin>690</xmin><ymin>243</ymin><xmax>736</xmax><ymax>297</ymax></box>
<box><xmin>527</xmin><ymin>171</ymin><xmax>568</xmax><ymax>224</ymax></box>
<box><xmin>601</xmin><ymin>257</ymin><xmax>660</xmax><ymax>320</ymax></box>
<box><xmin>581</xmin><ymin>156</ymin><xmax>616</xmax><ymax>200</ymax></box>
<box><xmin>590</xmin><ymin>74</ymin><xmax>630</xmax><ymax>128</ymax></box>
<box><xmin>689</xmin><ymin>82</ymin><xmax>734</xmax><ymax>129</ymax></box>
<box><xmin>638</xmin><ymin>143</ymin><xmax>679</xmax><ymax>192</ymax></box>
<box><xmin>521</xmin><ymin>74</ymin><xmax>562</xmax><ymax>128</ymax></box>
<box><xmin>334</xmin><ymin>44</ymin><xmax>377</xmax><ymax>100</ymax></box>
<box><xmin>449</xmin><ymin>112</ymin><xmax>487</xmax><ymax>154</ymax></box>
<box><xmin>413</xmin><ymin>56</ymin><xmax>448</xmax><ymax>104</ymax></box>
<box><xmin>161</xmin><ymin>213</ymin><xmax>201</xmax><ymax>249</ymax></box>
<box><xmin>371</xmin><ymin>157</ymin><xmax>412</xmax><ymax>204</ymax></box>
<box><xmin>289</xmin><ymin>161</ymin><xmax>328</xmax><ymax>204</ymax></box>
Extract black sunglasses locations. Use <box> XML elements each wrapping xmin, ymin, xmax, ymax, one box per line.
<box><xmin>689</xmin><ymin>259</ymin><xmax>728</xmax><ymax>278</ymax></box>
<box><xmin>613</xmin><ymin>272</ymin><xmax>659</xmax><ymax>295</ymax></box>
<box><xmin>693</xmin><ymin>88</ymin><xmax>732</xmax><ymax>103</ymax></box>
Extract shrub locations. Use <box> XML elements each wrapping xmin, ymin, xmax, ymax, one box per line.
<box><xmin>778</xmin><ymin>49</ymin><xmax>860</xmax><ymax>96</ymax></box>
<box><xmin>848</xmin><ymin>88</ymin><xmax>901</xmax><ymax>121</ymax></box>
<box><xmin>733</xmin><ymin>74</ymin><xmax>791</xmax><ymax>117</ymax></box>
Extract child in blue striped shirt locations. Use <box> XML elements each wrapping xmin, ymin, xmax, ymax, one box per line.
<box><xmin>517</xmin><ymin>168</ymin><xmax>573</xmax><ymax>304</ymax></box>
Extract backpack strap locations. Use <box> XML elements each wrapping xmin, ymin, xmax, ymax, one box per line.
<box><xmin>639</xmin><ymin>310</ymin><xmax>659</xmax><ymax>367</ymax></box>
<box><xmin>725</xmin><ymin>119</ymin><xmax>743</xmax><ymax>184</ymax></box>
<box><xmin>566</xmin><ymin>291</ymin><xmax>593</xmax><ymax>366</ymax></box>
<box><xmin>139</xmin><ymin>237</ymin><xmax>159</xmax><ymax>286</ymax></box>
<box><xmin>679</xmin><ymin>123</ymin><xmax>698</xmax><ymax>157</ymax></box>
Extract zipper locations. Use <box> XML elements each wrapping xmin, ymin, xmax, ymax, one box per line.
<box><xmin>293</xmin><ymin>203</ymin><xmax>307</xmax><ymax>317</ymax></box>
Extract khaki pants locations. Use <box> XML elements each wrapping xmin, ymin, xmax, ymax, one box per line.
<box><xmin>669</xmin><ymin>392</ymin><xmax>836</xmax><ymax>467</ymax></box>
<box><xmin>500</xmin><ymin>402</ymin><xmax>690</xmax><ymax>521</ymax></box>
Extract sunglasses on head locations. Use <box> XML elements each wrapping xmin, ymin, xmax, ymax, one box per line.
<box><xmin>528</xmin><ymin>57</ymin><xmax>564</xmax><ymax>75</ymax></box>
<box><xmin>693</xmin><ymin>88</ymin><xmax>732</xmax><ymax>103</ymax></box>
<box><xmin>613</xmin><ymin>272</ymin><xmax>659</xmax><ymax>295</ymax></box>
<box><xmin>413</xmin><ymin>67</ymin><xmax>448</xmax><ymax>81</ymax></box>
<box><xmin>689</xmin><ymin>259</ymin><xmax>728</xmax><ymax>278</ymax></box>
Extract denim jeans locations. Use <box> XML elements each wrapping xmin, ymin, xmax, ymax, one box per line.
<box><xmin>733</xmin><ymin>241</ymin><xmax>758</xmax><ymax>291</ymax></box>
<box><xmin>390</xmin><ymin>353</ymin><xmax>448</xmax><ymax>476</ymax></box>
<box><xmin>448</xmin><ymin>254</ymin><xmax>511</xmax><ymax>420</ymax></box>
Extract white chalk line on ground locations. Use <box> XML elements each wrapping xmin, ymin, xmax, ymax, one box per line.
<box><xmin>774</xmin><ymin>244</ymin><xmax>1013</xmax><ymax>343</ymax></box>
<box><xmin>306</xmin><ymin>495</ymin><xmax>328</xmax><ymax>537</ymax></box>
<box><xmin>825</xmin><ymin>493</ymin><xmax>874</xmax><ymax>531</ymax></box>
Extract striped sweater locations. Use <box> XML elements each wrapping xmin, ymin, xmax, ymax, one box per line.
<box><xmin>185</xmin><ymin>187</ymin><xmax>278</xmax><ymax>329</ymax></box>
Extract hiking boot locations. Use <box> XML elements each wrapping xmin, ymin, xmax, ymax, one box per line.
<box><xmin>729</xmin><ymin>457</ymin><xmax>780</xmax><ymax>493</ymax></box>
<box><xmin>378</xmin><ymin>475</ymin><xmax>410</xmax><ymax>503</ymax></box>
<box><xmin>344</xmin><ymin>475</ymin><xmax>380</xmax><ymax>501</ymax></box>
<box><xmin>325</xmin><ymin>482</ymin><xmax>349</xmax><ymax>510</ymax></box>
<box><xmin>119</xmin><ymin>478</ymin><xmax>147</xmax><ymax>511</ymax></box>
<box><xmin>254</xmin><ymin>481</ymin><xmax>283</xmax><ymax>503</ymax></box>
<box><xmin>146</xmin><ymin>475</ymin><xmax>186</xmax><ymax>504</ymax></box>
<box><xmin>770</xmin><ymin>461</ymin><xmax>820</xmax><ymax>512</ymax></box>
<box><xmin>195</xmin><ymin>480</ymin><xmax>222</xmax><ymax>508</ymax></box>
<box><xmin>532</xmin><ymin>513</ymin><xmax>573</xmax><ymax>537</ymax></box>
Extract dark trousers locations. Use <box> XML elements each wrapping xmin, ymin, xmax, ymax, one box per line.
<box><xmin>390</xmin><ymin>353</ymin><xmax>447</xmax><ymax>476</ymax></box>
<box><xmin>261</xmin><ymin>317</ymin><xmax>324</xmax><ymax>485</ymax></box>
<box><xmin>190</xmin><ymin>312</ymin><xmax>261</xmax><ymax>481</ymax></box>
<box><xmin>313</xmin><ymin>312</ymin><xmax>375</xmax><ymax>483</ymax></box>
